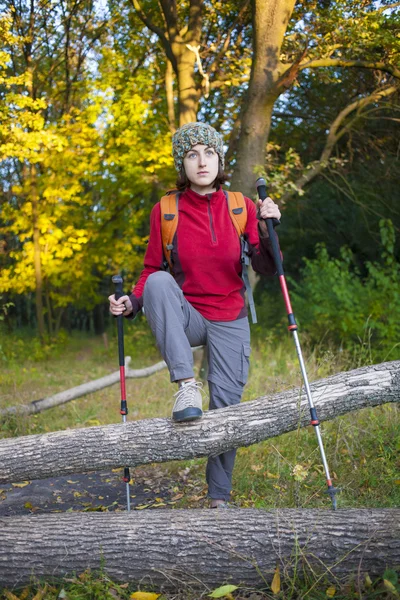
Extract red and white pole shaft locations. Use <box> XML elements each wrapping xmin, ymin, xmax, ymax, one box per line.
<box><xmin>256</xmin><ymin>178</ymin><xmax>338</xmax><ymax>509</ymax></box>
<box><xmin>112</xmin><ymin>275</ymin><xmax>131</xmax><ymax>512</ymax></box>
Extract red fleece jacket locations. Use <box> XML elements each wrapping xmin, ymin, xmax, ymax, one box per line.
<box><xmin>128</xmin><ymin>187</ymin><xmax>280</xmax><ymax>322</ymax></box>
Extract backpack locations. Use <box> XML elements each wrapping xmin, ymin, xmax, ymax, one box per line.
<box><xmin>159</xmin><ymin>190</ymin><xmax>257</xmax><ymax>324</ymax></box>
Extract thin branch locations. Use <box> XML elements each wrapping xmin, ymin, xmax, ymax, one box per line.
<box><xmin>321</xmin><ymin>170</ymin><xmax>398</xmax><ymax>226</ymax></box>
<box><xmin>375</xmin><ymin>2</ymin><xmax>400</xmax><ymax>12</ymax></box>
<box><xmin>299</xmin><ymin>58</ymin><xmax>400</xmax><ymax>80</ymax></box>
<box><xmin>208</xmin><ymin>0</ymin><xmax>250</xmax><ymax>75</ymax></box>
<box><xmin>186</xmin><ymin>43</ymin><xmax>209</xmax><ymax>96</ymax></box>
<box><xmin>130</xmin><ymin>0</ymin><xmax>177</xmax><ymax>72</ymax></box>
<box><xmin>280</xmin><ymin>85</ymin><xmax>398</xmax><ymax>203</ymax></box>
<box><xmin>159</xmin><ymin>0</ymin><xmax>178</xmax><ymax>34</ymax></box>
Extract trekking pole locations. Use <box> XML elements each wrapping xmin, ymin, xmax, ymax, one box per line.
<box><xmin>256</xmin><ymin>177</ymin><xmax>339</xmax><ymax>510</ymax></box>
<box><xmin>112</xmin><ymin>274</ymin><xmax>131</xmax><ymax>512</ymax></box>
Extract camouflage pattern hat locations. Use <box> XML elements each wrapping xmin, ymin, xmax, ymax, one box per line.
<box><xmin>172</xmin><ymin>122</ymin><xmax>225</xmax><ymax>172</ymax></box>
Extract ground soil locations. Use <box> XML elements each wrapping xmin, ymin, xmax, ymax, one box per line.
<box><xmin>0</xmin><ymin>464</ymin><xmax>203</xmax><ymax>515</ymax></box>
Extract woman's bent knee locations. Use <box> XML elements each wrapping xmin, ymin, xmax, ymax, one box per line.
<box><xmin>143</xmin><ymin>271</ymin><xmax>177</xmax><ymax>301</ymax></box>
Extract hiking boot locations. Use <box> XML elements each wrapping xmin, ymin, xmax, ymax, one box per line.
<box><xmin>172</xmin><ymin>380</ymin><xmax>204</xmax><ymax>422</ymax></box>
<box><xmin>210</xmin><ymin>501</ymin><xmax>230</xmax><ymax>509</ymax></box>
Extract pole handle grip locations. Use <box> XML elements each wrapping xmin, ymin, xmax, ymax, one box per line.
<box><xmin>255</xmin><ymin>177</ymin><xmax>284</xmax><ymax>277</ymax></box>
<box><xmin>112</xmin><ymin>275</ymin><xmax>125</xmax><ymax>367</ymax></box>
<box><xmin>112</xmin><ymin>274</ymin><xmax>124</xmax><ymax>301</ymax></box>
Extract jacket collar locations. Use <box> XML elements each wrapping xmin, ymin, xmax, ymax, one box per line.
<box><xmin>183</xmin><ymin>186</ymin><xmax>226</xmax><ymax>205</ymax></box>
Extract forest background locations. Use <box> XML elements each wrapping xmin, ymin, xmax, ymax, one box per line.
<box><xmin>0</xmin><ymin>3</ymin><xmax>399</xmax><ymax>597</ymax></box>
<box><xmin>0</xmin><ymin>0</ymin><xmax>399</xmax><ymax>364</ymax></box>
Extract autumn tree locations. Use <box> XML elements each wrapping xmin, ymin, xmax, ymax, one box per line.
<box><xmin>119</xmin><ymin>0</ymin><xmax>252</xmax><ymax>127</ymax></box>
<box><xmin>119</xmin><ymin>1</ymin><xmax>399</xmax><ymax>198</ymax></box>
<box><xmin>0</xmin><ymin>1</ymin><xmax>108</xmax><ymax>335</ymax></box>
<box><xmin>231</xmin><ymin>0</ymin><xmax>400</xmax><ymax>196</ymax></box>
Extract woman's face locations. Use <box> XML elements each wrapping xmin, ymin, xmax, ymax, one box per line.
<box><xmin>182</xmin><ymin>144</ymin><xmax>219</xmax><ymax>194</ymax></box>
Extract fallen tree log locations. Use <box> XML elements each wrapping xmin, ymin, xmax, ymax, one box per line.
<box><xmin>0</xmin><ymin>509</ymin><xmax>399</xmax><ymax>589</ymax></box>
<box><xmin>0</xmin><ymin>348</ymin><xmax>203</xmax><ymax>418</ymax></box>
<box><xmin>0</xmin><ymin>360</ymin><xmax>398</xmax><ymax>484</ymax></box>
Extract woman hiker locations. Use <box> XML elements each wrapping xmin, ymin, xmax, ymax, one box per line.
<box><xmin>109</xmin><ymin>122</ymin><xmax>281</xmax><ymax>508</ymax></box>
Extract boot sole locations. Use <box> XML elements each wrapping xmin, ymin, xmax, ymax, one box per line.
<box><xmin>172</xmin><ymin>407</ymin><xmax>203</xmax><ymax>422</ymax></box>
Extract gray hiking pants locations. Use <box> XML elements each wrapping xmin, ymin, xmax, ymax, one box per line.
<box><xmin>143</xmin><ymin>271</ymin><xmax>251</xmax><ymax>501</ymax></box>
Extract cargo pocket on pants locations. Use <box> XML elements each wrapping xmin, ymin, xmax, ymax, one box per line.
<box><xmin>239</xmin><ymin>343</ymin><xmax>251</xmax><ymax>385</ymax></box>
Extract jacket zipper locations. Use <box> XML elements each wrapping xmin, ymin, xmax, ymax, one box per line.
<box><xmin>207</xmin><ymin>195</ymin><xmax>217</xmax><ymax>243</ymax></box>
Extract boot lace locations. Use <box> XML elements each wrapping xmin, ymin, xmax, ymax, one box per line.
<box><xmin>173</xmin><ymin>381</ymin><xmax>204</xmax><ymax>409</ymax></box>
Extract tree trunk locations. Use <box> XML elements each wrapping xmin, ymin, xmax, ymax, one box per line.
<box><xmin>0</xmin><ymin>360</ymin><xmax>398</xmax><ymax>484</ymax></box>
<box><xmin>176</xmin><ymin>46</ymin><xmax>200</xmax><ymax>125</ymax></box>
<box><xmin>31</xmin><ymin>167</ymin><xmax>46</xmax><ymax>340</ymax></box>
<box><xmin>165</xmin><ymin>58</ymin><xmax>176</xmax><ymax>133</ymax></box>
<box><xmin>0</xmin><ymin>509</ymin><xmax>398</xmax><ymax>588</ymax></box>
<box><xmin>133</xmin><ymin>0</ymin><xmax>203</xmax><ymax>125</ymax></box>
<box><xmin>231</xmin><ymin>0</ymin><xmax>296</xmax><ymax>197</ymax></box>
<box><xmin>45</xmin><ymin>282</ymin><xmax>54</xmax><ymax>336</ymax></box>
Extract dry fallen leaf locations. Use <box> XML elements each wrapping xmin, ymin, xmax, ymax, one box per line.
<box><xmin>171</xmin><ymin>493</ymin><xmax>184</xmax><ymax>501</ymax></box>
<box><xmin>130</xmin><ymin>592</ymin><xmax>161</xmax><ymax>600</ymax></box>
<box><xmin>11</xmin><ymin>481</ymin><xmax>30</xmax><ymax>488</ymax></box>
<box><xmin>326</xmin><ymin>585</ymin><xmax>336</xmax><ymax>597</ymax></box>
<box><xmin>19</xmin><ymin>587</ymin><xmax>30</xmax><ymax>600</ymax></box>
<box><xmin>383</xmin><ymin>579</ymin><xmax>398</xmax><ymax>594</ymax></box>
<box><xmin>32</xmin><ymin>584</ymin><xmax>48</xmax><ymax>600</ymax></box>
<box><xmin>271</xmin><ymin>566</ymin><xmax>281</xmax><ymax>595</ymax></box>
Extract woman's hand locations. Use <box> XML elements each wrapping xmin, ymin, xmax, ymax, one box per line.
<box><xmin>257</xmin><ymin>197</ymin><xmax>281</xmax><ymax>221</ymax></box>
<box><xmin>108</xmin><ymin>294</ymin><xmax>133</xmax><ymax>317</ymax></box>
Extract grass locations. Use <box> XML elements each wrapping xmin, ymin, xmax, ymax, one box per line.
<box><xmin>1</xmin><ymin>568</ymin><xmax>400</xmax><ymax>599</ymax></box>
<box><xmin>0</xmin><ymin>323</ymin><xmax>399</xmax><ymax>599</ymax></box>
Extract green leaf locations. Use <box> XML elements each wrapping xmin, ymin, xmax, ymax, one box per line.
<box><xmin>208</xmin><ymin>585</ymin><xmax>238</xmax><ymax>598</ymax></box>
<box><xmin>383</xmin><ymin>568</ymin><xmax>398</xmax><ymax>586</ymax></box>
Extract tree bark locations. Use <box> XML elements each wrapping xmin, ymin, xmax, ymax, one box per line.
<box><xmin>165</xmin><ymin>58</ymin><xmax>176</xmax><ymax>133</ymax></box>
<box><xmin>0</xmin><ymin>509</ymin><xmax>398</xmax><ymax>588</ymax></box>
<box><xmin>0</xmin><ymin>360</ymin><xmax>398</xmax><ymax>484</ymax></box>
<box><xmin>31</xmin><ymin>165</ymin><xmax>46</xmax><ymax>340</ymax></box>
<box><xmin>231</xmin><ymin>0</ymin><xmax>296</xmax><ymax>197</ymax></box>
<box><xmin>132</xmin><ymin>0</ymin><xmax>203</xmax><ymax>124</ymax></box>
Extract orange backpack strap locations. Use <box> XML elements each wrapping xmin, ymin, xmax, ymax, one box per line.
<box><xmin>160</xmin><ymin>192</ymin><xmax>179</xmax><ymax>271</ymax></box>
<box><xmin>226</xmin><ymin>191</ymin><xmax>247</xmax><ymax>236</ymax></box>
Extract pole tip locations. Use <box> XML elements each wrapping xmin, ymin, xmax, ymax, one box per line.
<box><xmin>326</xmin><ymin>486</ymin><xmax>340</xmax><ymax>510</ymax></box>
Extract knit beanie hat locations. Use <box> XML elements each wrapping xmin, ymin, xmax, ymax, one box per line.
<box><xmin>172</xmin><ymin>122</ymin><xmax>225</xmax><ymax>172</ymax></box>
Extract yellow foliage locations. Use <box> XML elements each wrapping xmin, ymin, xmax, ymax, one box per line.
<box><xmin>271</xmin><ymin>566</ymin><xmax>281</xmax><ymax>594</ymax></box>
<box><xmin>130</xmin><ymin>592</ymin><xmax>161</xmax><ymax>600</ymax></box>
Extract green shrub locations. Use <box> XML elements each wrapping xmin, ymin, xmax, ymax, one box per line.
<box><xmin>290</xmin><ymin>219</ymin><xmax>400</xmax><ymax>362</ymax></box>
